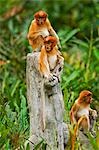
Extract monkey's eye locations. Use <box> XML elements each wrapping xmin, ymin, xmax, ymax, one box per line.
<box><xmin>39</xmin><ymin>16</ymin><xmax>45</xmax><ymax>19</ymax></box>
<box><xmin>83</xmin><ymin>97</ymin><xmax>87</xmax><ymax>101</ymax></box>
<box><xmin>87</xmin><ymin>93</ymin><xmax>92</xmax><ymax>96</ymax></box>
<box><xmin>37</xmin><ymin>18</ymin><xmax>40</xmax><ymax>21</ymax></box>
<box><xmin>46</xmin><ymin>41</ymin><xmax>51</xmax><ymax>44</ymax></box>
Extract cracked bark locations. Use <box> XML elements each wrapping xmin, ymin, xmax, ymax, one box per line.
<box><xmin>26</xmin><ymin>52</ymin><xmax>69</xmax><ymax>150</ymax></box>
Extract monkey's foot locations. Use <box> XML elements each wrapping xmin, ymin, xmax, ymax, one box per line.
<box><xmin>90</xmin><ymin>130</ymin><xmax>96</xmax><ymax>138</ymax></box>
<box><xmin>53</xmin><ymin>74</ymin><xmax>61</xmax><ymax>82</ymax></box>
<box><xmin>44</xmin><ymin>76</ymin><xmax>58</xmax><ymax>87</ymax></box>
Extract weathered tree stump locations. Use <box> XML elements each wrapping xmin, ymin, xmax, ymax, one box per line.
<box><xmin>26</xmin><ymin>52</ymin><xmax>69</xmax><ymax>150</ymax></box>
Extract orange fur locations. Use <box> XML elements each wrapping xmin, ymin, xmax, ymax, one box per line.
<box><xmin>71</xmin><ymin>116</ymin><xmax>87</xmax><ymax>150</ymax></box>
<box><xmin>70</xmin><ymin>90</ymin><xmax>97</xmax><ymax>150</ymax></box>
<box><xmin>34</xmin><ymin>10</ymin><xmax>47</xmax><ymax>18</ymax></box>
<box><xmin>39</xmin><ymin>36</ymin><xmax>63</xmax><ymax>79</ymax></box>
<box><xmin>27</xmin><ymin>10</ymin><xmax>60</xmax><ymax>51</ymax></box>
<box><xmin>70</xmin><ymin>90</ymin><xmax>92</xmax><ymax>129</ymax></box>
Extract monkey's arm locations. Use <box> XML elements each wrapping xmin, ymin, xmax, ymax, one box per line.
<box><xmin>28</xmin><ymin>31</ymin><xmax>43</xmax><ymax>40</ymax></box>
<box><xmin>28</xmin><ymin>28</ymin><xmax>43</xmax><ymax>41</ymax></box>
<box><xmin>46</xmin><ymin>19</ymin><xmax>61</xmax><ymax>49</ymax></box>
<box><xmin>89</xmin><ymin>108</ymin><xmax>97</xmax><ymax>119</ymax></box>
<box><xmin>53</xmin><ymin>50</ymin><xmax>64</xmax><ymax>78</ymax></box>
<box><xmin>28</xmin><ymin>21</ymin><xmax>43</xmax><ymax>40</ymax></box>
<box><xmin>27</xmin><ymin>21</ymin><xmax>44</xmax><ymax>50</ymax></box>
<box><xmin>89</xmin><ymin>108</ymin><xmax>97</xmax><ymax>136</ymax></box>
<box><xmin>70</xmin><ymin>103</ymin><xmax>78</xmax><ymax>124</ymax></box>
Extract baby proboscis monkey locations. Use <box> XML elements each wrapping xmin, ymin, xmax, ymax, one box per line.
<box><xmin>38</xmin><ymin>36</ymin><xmax>64</xmax><ymax>131</ymax></box>
<box><xmin>39</xmin><ymin>36</ymin><xmax>64</xmax><ymax>80</ymax></box>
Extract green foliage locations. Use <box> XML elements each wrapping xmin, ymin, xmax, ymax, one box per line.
<box><xmin>0</xmin><ymin>89</ymin><xmax>29</xmax><ymax>149</ymax></box>
<box><xmin>0</xmin><ymin>68</ymin><xmax>29</xmax><ymax>149</ymax></box>
<box><xmin>0</xmin><ymin>0</ymin><xmax>99</xmax><ymax>149</ymax></box>
<box><xmin>34</xmin><ymin>139</ymin><xmax>46</xmax><ymax>150</ymax></box>
<box><xmin>59</xmin><ymin>27</ymin><xmax>99</xmax><ymax>114</ymax></box>
<box><xmin>87</xmin><ymin>132</ymin><xmax>99</xmax><ymax>150</ymax></box>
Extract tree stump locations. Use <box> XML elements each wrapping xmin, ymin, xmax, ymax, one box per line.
<box><xmin>26</xmin><ymin>52</ymin><xmax>69</xmax><ymax>150</ymax></box>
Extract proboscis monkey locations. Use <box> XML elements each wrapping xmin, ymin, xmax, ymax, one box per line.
<box><xmin>27</xmin><ymin>10</ymin><xmax>61</xmax><ymax>51</ymax></box>
<box><xmin>70</xmin><ymin>90</ymin><xmax>97</xmax><ymax>150</ymax></box>
<box><xmin>38</xmin><ymin>36</ymin><xmax>64</xmax><ymax>131</ymax></box>
<box><xmin>39</xmin><ymin>36</ymin><xmax>64</xmax><ymax>80</ymax></box>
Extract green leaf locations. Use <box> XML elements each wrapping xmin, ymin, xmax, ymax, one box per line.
<box><xmin>11</xmin><ymin>80</ymin><xmax>20</xmax><ymax>97</ymax></box>
<box><xmin>19</xmin><ymin>89</ymin><xmax>28</xmax><ymax>131</ymax></box>
<box><xmin>34</xmin><ymin>139</ymin><xmax>44</xmax><ymax>150</ymax></box>
<box><xmin>93</xmin><ymin>47</ymin><xmax>99</xmax><ymax>60</ymax></box>
<box><xmin>5</xmin><ymin>139</ymin><xmax>10</xmax><ymax>150</ymax></box>
<box><xmin>62</xmin><ymin>70</ymin><xmax>80</xmax><ymax>89</ymax></box>
<box><xmin>42</xmin><ymin>143</ymin><xmax>47</xmax><ymax>150</ymax></box>
<box><xmin>2</xmin><ymin>71</ymin><xmax>9</xmax><ymax>93</ymax></box>
<box><xmin>62</xmin><ymin>28</ymin><xmax>80</xmax><ymax>44</ymax></box>
<box><xmin>71</xmin><ymin>39</ymin><xmax>88</xmax><ymax>48</ymax></box>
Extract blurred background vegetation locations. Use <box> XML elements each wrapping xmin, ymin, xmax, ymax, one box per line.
<box><xmin>0</xmin><ymin>0</ymin><xmax>99</xmax><ymax>149</ymax></box>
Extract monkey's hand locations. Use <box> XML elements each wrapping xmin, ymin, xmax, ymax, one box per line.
<box><xmin>44</xmin><ymin>73</ymin><xmax>53</xmax><ymax>80</ymax></box>
<box><xmin>48</xmin><ymin>73</ymin><xmax>58</xmax><ymax>82</ymax></box>
<box><xmin>44</xmin><ymin>74</ymin><xmax>58</xmax><ymax>87</ymax></box>
<box><xmin>89</xmin><ymin>108</ymin><xmax>97</xmax><ymax>118</ymax></box>
<box><xmin>91</xmin><ymin>110</ymin><xmax>97</xmax><ymax>119</ymax></box>
<box><xmin>52</xmin><ymin>73</ymin><xmax>61</xmax><ymax>82</ymax></box>
<box><xmin>44</xmin><ymin>73</ymin><xmax>58</xmax><ymax>82</ymax></box>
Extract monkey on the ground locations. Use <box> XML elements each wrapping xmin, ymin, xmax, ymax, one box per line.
<box><xmin>27</xmin><ymin>10</ymin><xmax>61</xmax><ymax>51</ymax></box>
<box><xmin>38</xmin><ymin>36</ymin><xmax>64</xmax><ymax>81</ymax></box>
<box><xmin>70</xmin><ymin>90</ymin><xmax>97</xmax><ymax>150</ymax></box>
<box><xmin>70</xmin><ymin>90</ymin><xmax>97</xmax><ymax>131</ymax></box>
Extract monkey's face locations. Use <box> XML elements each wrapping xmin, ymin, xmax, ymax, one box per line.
<box><xmin>45</xmin><ymin>43</ymin><xmax>52</xmax><ymax>51</ymax></box>
<box><xmin>82</xmin><ymin>94</ymin><xmax>92</xmax><ymax>104</ymax></box>
<box><xmin>34</xmin><ymin>11</ymin><xmax>47</xmax><ymax>25</ymax></box>
<box><xmin>44</xmin><ymin>36</ymin><xmax>57</xmax><ymax>51</ymax></box>
<box><xmin>79</xmin><ymin>90</ymin><xmax>92</xmax><ymax>104</ymax></box>
<box><xmin>86</xmin><ymin>95</ymin><xmax>92</xmax><ymax>104</ymax></box>
<box><xmin>36</xmin><ymin>17</ymin><xmax>46</xmax><ymax>25</ymax></box>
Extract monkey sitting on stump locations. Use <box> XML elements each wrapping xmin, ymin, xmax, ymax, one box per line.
<box><xmin>38</xmin><ymin>36</ymin><xmax>64</xmax><ymax>82</ymax></box>
<box><xmin>27</xmin><ymin>10</ymin><xmax>61</xmax><ymax>52</ymax></box>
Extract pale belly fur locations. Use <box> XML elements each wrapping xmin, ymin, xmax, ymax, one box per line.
<box><xmin>41</xmin><ymin>28</ymin><xmax>49</xmax><ymax>37</ymax></box>
<box><xmin>77</xmin><ymin>108</ymin><xmax>89</xmax><ymax>117</ymax></box>
<box><xmin>48</xmin><ymin>55</ymin><xmax>57</xmax><ymax>70</ymax></box>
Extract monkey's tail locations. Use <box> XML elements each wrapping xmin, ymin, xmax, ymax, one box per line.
<box><xmin>41</xmin><ymin>78</ymin><xmax>46</xmax><ymax>131</ymax></box>
<box><xmin>71</xmin><ymin>115</ymin><xmax>87</xmax><ymax>150</ymax></box>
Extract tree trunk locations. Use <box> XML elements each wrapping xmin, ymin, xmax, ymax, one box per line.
<box><xmin>26</xmin><ymin>52</ymin><xmax>69</xmax><ymax>150</ymax></box>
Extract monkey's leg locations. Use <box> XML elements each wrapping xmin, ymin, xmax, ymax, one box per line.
<box><xmin>89</xmin><ymin>110</ymin><xmax>97</xmax><ymax>137</ymax></box>
<box><xmin>52</xmin><ymin>55</ymin><xmax>64</xmax><ymax>81</ymax></box>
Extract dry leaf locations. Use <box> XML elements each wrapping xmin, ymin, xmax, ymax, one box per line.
<box><xmin>0</xmin><ymin>60</ymin><xmax>9</xmax><ymax>66</ymax></box>
<box><xmin>2</xmin><ymin>5</ymin><xmax>23</xmax><ymax>20</ymax></box>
